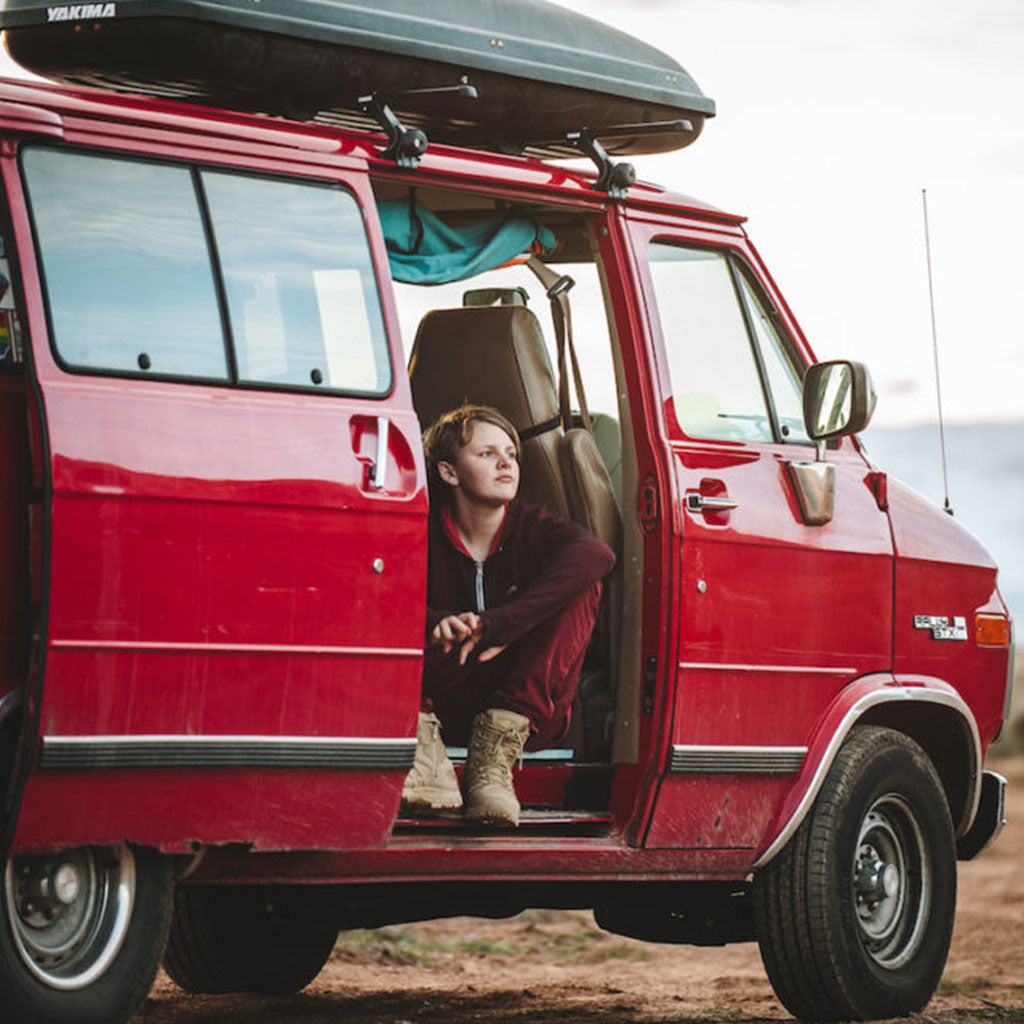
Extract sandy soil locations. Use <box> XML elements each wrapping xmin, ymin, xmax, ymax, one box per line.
<box><xmin>141</xmin><ymin>756</ymin><xmax>1024</xmax><ymax>1024</ymax></box>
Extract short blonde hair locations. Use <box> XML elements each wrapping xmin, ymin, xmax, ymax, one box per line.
<box><xmin>423</xmin><ymin>405</ymin><xmax>521</xmax><ymax>490</ymax></box>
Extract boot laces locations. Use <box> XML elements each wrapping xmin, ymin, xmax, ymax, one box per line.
<box><xmin>469</xmin><ymin>722</ymin><xmax>524</xmax><ymax>783</ymax></box>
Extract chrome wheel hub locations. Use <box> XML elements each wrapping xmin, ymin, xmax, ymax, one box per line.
<box><xmin>4</xmin><ymin>845</ymin><xmax>136</xmax><ymax>990</ymax></box>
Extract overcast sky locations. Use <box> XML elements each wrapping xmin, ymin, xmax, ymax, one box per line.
<box><xmin>2</xmin><ymin>0</ymin><xmax>1022</xmax><ymax>426</ymax></box>
<box><xmin>554</xmin><ymin>0</ymin><xmax>1024</xmax><ymax>427</ymax></box>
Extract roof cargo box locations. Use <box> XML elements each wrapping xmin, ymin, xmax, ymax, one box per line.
<box><xmin>0</xmin><ymin>0</ymin><xmax>714</xmax><ymax>157</ymax></box>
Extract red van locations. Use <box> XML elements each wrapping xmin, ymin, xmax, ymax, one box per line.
<box><xmin>0</xmin><ymin>1</ymin><xmax>1012</xmax><ymax>1022</ymax></box>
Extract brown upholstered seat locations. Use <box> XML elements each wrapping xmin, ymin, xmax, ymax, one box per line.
<box><xmin>410</xmin><ymin>305</ymin><xmax>571</xmax><ymax>519</ymax></box>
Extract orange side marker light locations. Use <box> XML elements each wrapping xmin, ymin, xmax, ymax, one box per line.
<box><xmin>975</xmin><ymin>613</ymin><xmax>1010</xmax><ymax>648</ymax></box>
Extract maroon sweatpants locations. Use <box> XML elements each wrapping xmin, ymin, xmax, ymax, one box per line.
<box><xmin>421</xmin><ymin>582</ymin><xmax>601</xmax><ymax>751</ymax></box>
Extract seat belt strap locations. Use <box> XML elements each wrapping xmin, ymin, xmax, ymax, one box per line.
<box><xmin>526</xmin><ymin>256</ymin><xmax>593</xmax><ymax>433</ymax></box>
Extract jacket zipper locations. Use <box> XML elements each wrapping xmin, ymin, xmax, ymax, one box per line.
<box><xmin>474</xmin><ymin>561</ymin><xmax>485</xmax><ymax>612</ymax></box>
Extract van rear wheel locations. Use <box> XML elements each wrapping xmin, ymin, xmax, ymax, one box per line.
<box><xmin>752</xmin><ymin>726</ymin><xmax>956</xmax><ymax>1021</ymax></box>
<box><xmin>164</xmin><ymin>884</ymin><xmax>338</xmax><ymax>994</ymax></box>
<box><xmin>0</xmin><ymin>843</ymin><xmax>173</xmax><ymax>1024</ymax></box>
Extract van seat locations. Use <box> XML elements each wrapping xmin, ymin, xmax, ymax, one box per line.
<box><xmin>410</xmin><ymin>305</ymin><xmax>571</xmax><ymax>519</ymax></box>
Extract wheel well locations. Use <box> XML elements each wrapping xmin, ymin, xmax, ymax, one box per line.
<box><xmin>857</xmin><ymin>702</ymin><xmax>974</xmax><ymax>834</ymax></box>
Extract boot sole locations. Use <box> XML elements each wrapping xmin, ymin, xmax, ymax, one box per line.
<box><xmin>400</xmin><ymin>795</ymin><xmax>463</xmax><ymax>815</ymax></box>
<box><xmin>464</xmin><ymin>809</ymin><xmax>519</xmax><ymax>827</ymax></box>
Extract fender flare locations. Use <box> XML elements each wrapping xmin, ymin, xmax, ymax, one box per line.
<box><xmin>753</xmin><ymin>672</ymin><xmax>981</xmax><ymax>869</ymax></box>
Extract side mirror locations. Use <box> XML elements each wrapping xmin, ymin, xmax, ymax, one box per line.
<box><xmin>802</xmin><ymin>360</ymin><xmax>877</xmax><ymax>440</ymax></box>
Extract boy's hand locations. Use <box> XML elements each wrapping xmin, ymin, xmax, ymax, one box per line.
<box><xmin>431</xmin><ymin>613</ymin><xmax>506</xmax><ymax>665</ymax></box>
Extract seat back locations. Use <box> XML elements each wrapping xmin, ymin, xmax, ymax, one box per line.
<box><xmin>409</xmin><ymin>306</ymin><xmax>571</xmax><ymax>518</ymax></box>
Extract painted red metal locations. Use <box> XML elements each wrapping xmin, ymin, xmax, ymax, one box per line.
<box><xmin>0</xmin><ymin>76</ymin><xmax>1010</xmax><ymax>887</ymax></box>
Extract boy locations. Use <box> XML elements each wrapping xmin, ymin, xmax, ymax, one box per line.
<box><xmin>401</xmin><ymin>404</ymin><xmax>616</xmax><ymax>826</ymax></box>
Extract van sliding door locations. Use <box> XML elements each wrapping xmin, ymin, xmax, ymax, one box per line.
<box><xmin>11</xmin><ymin>146</ymin><xmax>426</xmax><ymax>852</ymax></box>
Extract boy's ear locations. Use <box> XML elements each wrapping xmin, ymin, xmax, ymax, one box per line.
<box><xmin>436</xmin><ymin>460</ymin><xmax>459</xmax><ymax>487</ymax></box>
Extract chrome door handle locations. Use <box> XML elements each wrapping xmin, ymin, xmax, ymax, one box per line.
<box><xmin>686</xmin><ymin>492</ymin><xmax>738</xmax><ymax>513</ymax></box>
<box><xmin>369</xmin><ymin>416</ymin><xmax>389</xmax><ymax>490</ymax></box>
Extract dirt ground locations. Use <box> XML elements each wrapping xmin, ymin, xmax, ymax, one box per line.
<box><xmin>139</xmin><ymin>754</ymin><xmax>1024</xmax><ymax>1024</ymax></box>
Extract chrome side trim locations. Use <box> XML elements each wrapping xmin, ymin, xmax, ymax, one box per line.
<box><xmin>670</xmin><ymin>744</ymin><xmax>806</xmax><ymax>774</ymax></box>
<box><xmin>679</xmin><ymin>662</ymin><xmax>856</xmax><ymax>676</ymax></box>
<box><xmin>50</xmin><ymin>639</ymin><xmax>422</xmax><ymax>658</ymax></box>
<box><xmin>753</xmin><ymin>687</ymin><xmax>982</xmax><ymax>869</ymax></box>
<box><xmin>39</xmin><ymin>734</ymin><xmax>416</xmax><ymax>771</ymax></box>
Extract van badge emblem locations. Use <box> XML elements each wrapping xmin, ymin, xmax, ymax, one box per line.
<box><xmin>47</xmin><ymin>3</ymin><xmax>116</xmax><ymax>22</ymax></box>
<box><xmin>914</xmin><ymin>615</ymin><xmax>967</xmax><ymax>641</ymax></box>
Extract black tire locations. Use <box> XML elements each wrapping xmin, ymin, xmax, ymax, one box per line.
<box><xmin>164</xmin><ymin>884</ymin><xmax>338</xmax><ymax>994</ymax></box>
<box><xmin>752</xmin><ymin>725</ymin><xmax>956</xmax><ymax>1022</ymax></box>
<box><xmin>0</xmin><ymin>843</ymin><xmax>174</xmax><ymax>1024</ymax></box>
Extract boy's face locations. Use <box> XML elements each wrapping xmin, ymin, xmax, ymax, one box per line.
<box><xmin>438</xmin><ymin>420</ymin><xmax>520</xmax><ymax>508</ymax></box>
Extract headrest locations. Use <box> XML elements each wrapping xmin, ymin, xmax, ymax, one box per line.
<box><xmin>409</xmin><ymin>306</ymin><xmax>559</xmax><ymax>439</ymax></box>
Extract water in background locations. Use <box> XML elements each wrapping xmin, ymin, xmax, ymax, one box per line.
<box><xmin>861</xmin><ymin>420</ymin><xmax>1024</xmax><ymax>629</ymax></box>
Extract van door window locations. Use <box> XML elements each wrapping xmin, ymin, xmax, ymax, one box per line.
<box><xmin>22</xmin><ymin>148</ymin><xmax>228</xmax><ymax>379</ymax></box>
<box><xmin>734</xmin><ymin>269</ymin><xmax>810</xmax><ymax>443</ymax></box>
<box><xmin>201</xmin><ymin>172</ymin><xmax>390</xmax><ymax>394</ymax></box>
<box><xmin>647</xmin><ymin>243</ymin><xmax>774</xmax><ymax>442</ymax></box>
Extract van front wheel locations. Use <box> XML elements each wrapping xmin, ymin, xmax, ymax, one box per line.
<box><xmin>753</xmin><ymin>726</ymin><xmax>956</xmax><ymax>1021</ymax></box>
<box><xmin>0</xmin><ymin>844</ymin><xmax>174</xmax><ymax>1024</ymax></box>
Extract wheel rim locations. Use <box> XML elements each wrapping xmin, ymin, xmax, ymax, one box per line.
<box><xmin>4</xmin><ymin>845</ymin><xmax>136</xmax><ymax>990</ymax></box>
<box><xmin>852</xmin><ymin>793</ymin><xmax>931</xmax><ymax>969</ymax></box>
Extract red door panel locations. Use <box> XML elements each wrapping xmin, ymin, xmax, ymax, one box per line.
<box><xmin>623</xmin><ymin>216</ymin><xmax>894</xmax><ymax>851</ymax></box>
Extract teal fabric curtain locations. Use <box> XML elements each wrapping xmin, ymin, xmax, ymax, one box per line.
<box><xmin>378</xmin><ymin>195</ymin><xmax>554</xmax><ymax>284</ymax></box>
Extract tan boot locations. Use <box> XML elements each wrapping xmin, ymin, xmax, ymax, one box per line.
<box><xmin>463</xmin><ymin>708</ymin><xmax>531</xmax><ymax>827</ymax></box>
<box><xmin>400</xmin><ymin>712</ymin><xmax>463</xmax><ymax>816</ymax></box>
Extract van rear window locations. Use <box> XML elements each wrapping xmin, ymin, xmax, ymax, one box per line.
<box><xmin>21</xmin><ymin>148</ymin><xmax>390</xmax><ymax>396</ymax></box>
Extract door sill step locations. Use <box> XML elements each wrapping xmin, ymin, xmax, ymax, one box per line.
<box><xmin>394</xmin><ymin>808</ymin><xmax>613</xmax><ymax>835</ymax></box>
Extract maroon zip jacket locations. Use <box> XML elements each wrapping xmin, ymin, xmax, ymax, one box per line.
<box><xmin>425</xmin><ymin>498</ymin><xmax>615</xmax><ymax>651</ymax></box>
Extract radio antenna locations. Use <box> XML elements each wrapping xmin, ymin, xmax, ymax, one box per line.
<box><xmin>921</xmin><ymin>188</ymin><xmax>954</xmax><ymax>516</ymax></box>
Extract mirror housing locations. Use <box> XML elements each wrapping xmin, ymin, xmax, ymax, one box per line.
<box><xmin>802</xmin><ymin>360</ymin><xmax>876</xmax><ymax>441</ymax></box>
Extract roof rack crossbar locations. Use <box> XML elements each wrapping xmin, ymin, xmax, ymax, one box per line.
<box><xmin>590</xmin><ymin>118</ymin><xmax>693</xmax><ymax>140</ymax></box>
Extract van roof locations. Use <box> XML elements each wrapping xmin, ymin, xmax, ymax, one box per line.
<box><xmin>0</xmin><ymin>76</ymin><xmax>744</xmax><ymax>226</ymax></box>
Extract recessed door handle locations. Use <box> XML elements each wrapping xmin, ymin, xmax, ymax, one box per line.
<box><xmin>686</xmin><ymin>492</ymin><xmax>738</xmax><ymax>513</ymax></box>
<box><xmin>369</xmin><ymin>416</ymin><xmax>389</xmax><ymax>490</ymax></box>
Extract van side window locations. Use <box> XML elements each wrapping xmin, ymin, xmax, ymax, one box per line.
<box><xmin>22</xmin><ymin>148</ymin><xmax>228</xmax><ymax>379</ymax></box>
<box><xmin>21</xmin><ymin>148</ymin><xmax>390</xmax><ymax>395</ymax></box>
<box><xmin>202</xmin><ymin>172</ymin><xmax>390</xmax><ymax>394</ymax></box>
<box><xmin>647</xmin><ymin>243</ymin><xmax>773</xmax><ymax>442</ymax></box>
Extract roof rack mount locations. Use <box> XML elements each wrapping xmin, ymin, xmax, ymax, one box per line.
<box><xmin>560</xmin><ymin>120</ymin><xmax>693</xmax><ymax>198</ymax></box>
<box><xmin>358</xmin><ymin>84</ymin><xmax>479</xmax><ymax>168</ymax></box>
